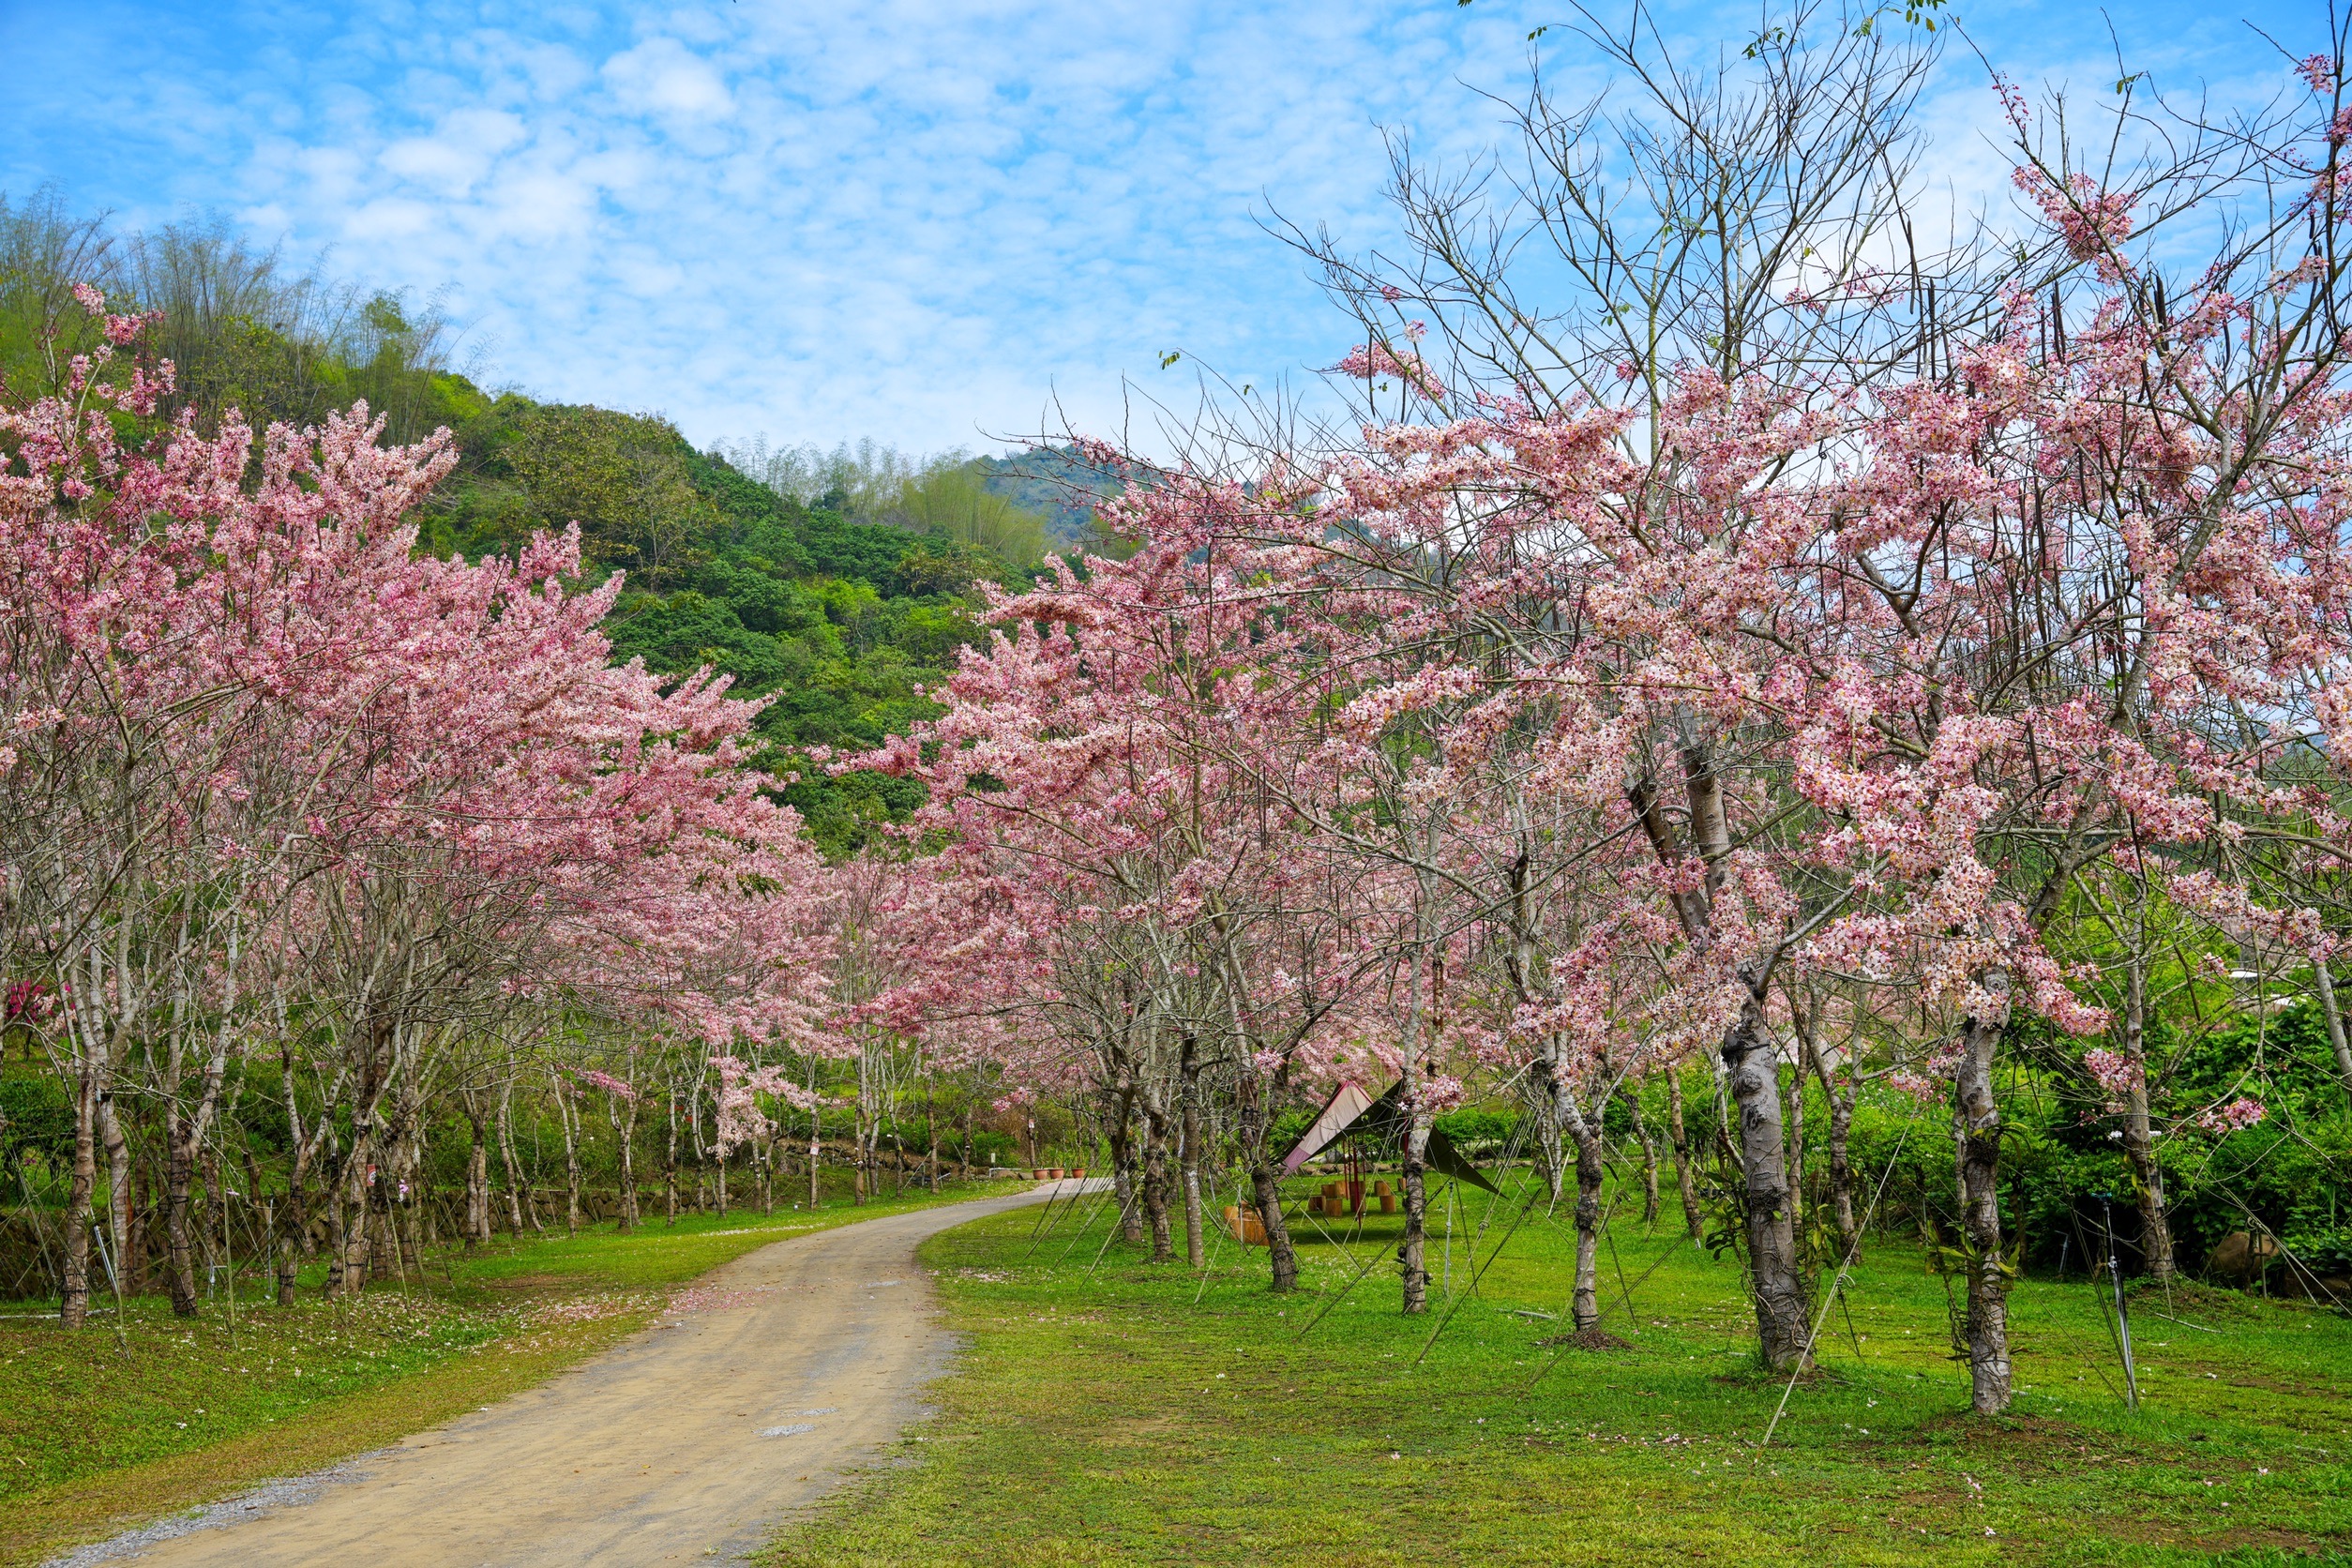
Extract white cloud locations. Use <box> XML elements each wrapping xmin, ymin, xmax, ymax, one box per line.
<box><xmin>1</xmin><ymin>0</ymin><xmax>2324</xmax><ymax>459</ymax></box>
<box><xmin>379</xmin><ymin>109</ymin><xmax>527</xmax><ymax>197</ymax></box>
<box><xmin>603</xmin><ymin>37</ymin><xmax>735</xmax><ymax>121</ymax></box>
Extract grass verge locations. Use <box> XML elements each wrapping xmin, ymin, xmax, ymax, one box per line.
<box><xmin>0</xmin><ymin>1177</ymin><xmax>1025</xmax><ymax>1568</ymax></box>
<box><xmin>761</xmin><ymin>1174</ymin><xmax>2352</xmax><ymax>1567</ymax></box>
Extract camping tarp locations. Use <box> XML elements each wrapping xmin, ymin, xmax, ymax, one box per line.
<box><xmin>1277</xmin><ymin>1075</ymin><xmax>1500</xmax><ymax>1195</ymax></box>
<box><xmin>1282</xmin><ymin>1080</ymin><xmax>1377</xmax><ymax>1174</ymax></box>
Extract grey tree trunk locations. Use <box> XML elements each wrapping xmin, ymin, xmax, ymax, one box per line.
<box><xmin>1553</xmin><ymin>1070</ymin><xmax>1603</xmax><ymax>1330</ymax></box>
<box><xmin>1782</xmin><ymin>1065</ymin><xmax>1805</xmax><ymax>1226</ymax></box>
<box><xmin>1235</xmin><ymin>1057</ymin><xmax>1298</xmax><ymax>1292</ymax></box>
<box><xmin>281</xmin><ymin>1047</ymin><xmax>317</xmax><ymax>1261</ymax></box>
<box><xmin>665</xmin><ymin>1084</ymin><xmax>680</xmax><ymax>1225</ymax></box>
<box><xmin>1956</xmin><ymin>974</ymin><xmax>2014</xmax><ymax>1415</ymax></box>
<box><xmin>618</xmin><ymin>1095</ymin><xmax>640</xmax><ymax>1231</ymax></box>
<box><xmin>464</xmin><ymin>1114</ymin><xmax>490</xmax><ymax>1248</ymax></box>
<box><xmin>1401</xmin><ymin>1113</ymin><xmax>1432</xmax><ymax>1313</ymax></box>
<box><xmin>1721</xmin><ymin>977</ymin><xmax>1809</xmax><ymax>1370</ymax></box>
<box><xmin>959</xmin><ymin>1086</ymin><xmax>974</xmax><ymax>1181</ymax></box>
<box><xmin>325</xmin><ymin>1181</ymin><xmax>347</xmax><ymax>1298</ymax></box>
<box><xmin>1623</xmin><ymin>1081</ymin><xmax>1660</xmax><ymax>1227</ymax></box>
<box><xmin>1140</xmin><ymin>1086</ymin><xmax>1174</xmax><ymax>1263</ymax></box>
<box><xmin>1398</xmin><ymin>939</ymin><xmax>1433</xmax><ymax>1315</ymax></box>
<box><xmin>163</xmin><ymin>1126</ymin><xmax>201</xmax><ymax>1317</ymax></box>
<box><xmin>2118</xmin><ymin>953</ymin><xmax>2173</xmax><ymax>1282</ymax></box>
<box><xmin>339</xmin><ymin>1149</ymin><xmax>373</xmax><ymax>1296</ymax></box>
<box><xmin>558</xmin><ymin>1087</ymin><xmax>582</xmax><ymax>1237</ymax></box>
<box><xmin>98</xmin><ymin>1089</ymin><xmax>134</xmax><ymax>1307</ymax></box>
<box><xmin>1666</xmin><ymin>1068</ymin><xmax>1702</xmax><ymax>1242</ymax></box>
<box><xmin>61</xmin><ymin>1058</ymin><xmax>98</xmax><ymax>1328</ymax></box>
<box><xmin>498</xmin><ymin>1081</ymin><xmax>528</xmax><ymax>1236</ymax></box>
<box><xmin>1180</xmin><ymin>1037</ymin><xmax>1206</xmax><ymax>1269</ymax></box>
<box><xmin>1108</xmin><ymin>1081</ymin><xmax>1142</xmax><ymax>1245</ymax></box>
<box><xmin>2314</xmin><ymin>962</ymin><xmax>2352</xmax><ymax>1111</ymax></box>
<box><xmin>1646</xmin><ymin>746</ymin><xmax>1809</xmax><ymax>1362</ymax></box>
<box><xmin>275</xmin><ymin>1172</ymin><xmax>301</xmax><ymax>1304</ymax></box>
<box><xmin>1813</xmin><ymin>1052</ymin><xmax>1857</xmax><ymax>1256</ymax></box>
<box><xmin>927</xmin><ymin>1084</ymin><xmax>942</xmax><ymax>1195</ymax></box>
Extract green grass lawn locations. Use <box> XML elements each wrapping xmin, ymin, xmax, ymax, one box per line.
<box><xmin>762</xmin><ymin>1175</ymin><xmax>2352</xmax><ymax>1567</ymax></box>
<box><xmin>0</xmin><ymin>1176</ymin><xmax>1024</xmax><ymax>1567</ymax></box>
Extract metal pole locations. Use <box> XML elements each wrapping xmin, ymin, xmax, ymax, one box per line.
<box><xmin>2104</xmin><ymin>1198</ymin><xmax>2140</xmax><ymax>1410</ymax></box>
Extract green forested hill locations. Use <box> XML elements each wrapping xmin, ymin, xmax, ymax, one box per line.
<box><xmin>411</xmin><ymin>393</ymin><xmax>1021</xmax><ymax>856</ymax></box>
<box><xmin>0</xmin><ymin>192</ymin><xmax>1047</xmax><ymax>855</ymax></box>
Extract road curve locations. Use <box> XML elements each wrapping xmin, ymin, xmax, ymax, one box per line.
<box><xmin>73</xmin><ymin>1180</ymin><xmax>1098</xmax><ymax>1568</ymax></box>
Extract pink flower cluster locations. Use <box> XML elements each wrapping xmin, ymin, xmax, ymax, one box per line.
<box><xmin>2190</xmin><ymin>1098</ymin><xmax>2268</xmax><ymax>1136</ymax></box>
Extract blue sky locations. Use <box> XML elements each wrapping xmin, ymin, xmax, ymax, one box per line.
<box><xmin>0</xmin><ymin>0</ymin><xmax>2317</xmax><ymax>457</ymax></box>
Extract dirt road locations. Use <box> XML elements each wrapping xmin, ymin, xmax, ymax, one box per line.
<box><xmin>70</xmin><ymin>1181</ymin><xmax>1096</xmax><ymax>1567</ymax></box>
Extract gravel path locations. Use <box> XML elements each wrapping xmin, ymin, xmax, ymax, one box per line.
<box><xmin>57</xmin><ymin>1181</ymin><xmax>1098</xmax><ymax>1568</ymax></box>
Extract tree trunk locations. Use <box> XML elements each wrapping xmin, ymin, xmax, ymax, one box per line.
<box><xmin>368</xmin><ymin>1152</ymin><xmax>400</xmax><ymax>1284</ymax></box>
<box><xmin>1956</xmin><ymin>975</ymin><xmax>2013</xmax><ymax>1416</ymax></box>
<box><xmin>1532</xmin><ymin>1079</ymin><xmax>1566</xmax><ymax>1209</ymax></box>
<box><xmin>162</xmin><ymin>1122</ymin><xmax>202</xmax><ymax>1317</ymax></box>
<box><xmin>1799</xmin><ymin>1021</ymin><xmax>1857</xmax><ymax>1257</ymax></box>
<box><xmin>460</xmin><ymin>1116</ymin><xmax>484</xmax><ymax>1249</ymax></box>
<box><xmin>498</xmin><ymin>1082</ymin><xmax>527</xmax><ymax>1236</ymax></box>
<box><xmin>1721</xmin><ymin>975</ymin><xmax>1809</xmax><ymax>1371</ymax></box>
<box><xmin>1623</xmin><ymin>1080</ymin><xmax>1660</xmax><ymax>1227</ymax></box>
<box><xmin>691</xmin><ymin>1081</ymin><xmax>712</xmax><ymax>1213</ymax></box>
<box><xmin>1180</xmin><ymin>1036</ymin><xmax>1206</xmax><ymax>1269</ymax></box>
<box><xmin>1108</xmin><ymin>1082</ymin><xmax>1142</xmax><ymax>1245</ymax></box>
<box><xmin>324</xmin><ymin>1171</ymin><xmax>347</xmax><ymax>1296</ymax></box>
<box><xmin>1782</xmin><ymin>1063</ymin><xmax>1805</xmax><ymax>1226</ymax></box>
<box><xmin>340</xmin><ymin>1150</ymin><xmax>374</xmax><ymax>1296</ymax></box>
<box><xmin>852</xmin><ymin>1053</ymin><xmax>873</xmax><ymax>1206</ymax></box>
<box><xmin>1666</xmin><ymin>1067</ymin><xmax>1702</xmax><ymax>1242</ymax></box>
<box><xmin>128</xmin><ymin>1151</ymin><xmax>151</xmax><ymax>1295</ymax></box>
<box><xmin>2315</xmin><ymin>961</ymin><xmax>2352</xmax><ymax>1111</ymax></box>
<box><xmin>558</xmin><ymin>1088</ymin><xmax>581</xmax><ymax>1237</ymax></box>
<box><xmin>61</xmin><ymin>1056</ymin><xmax>98</xmax><ymax>1328</ymax></box>
<box><xmin>98</xmin><ymin>1089</ymin><xmax>133</xmax><ymax>1308</ymax></box>
<box><xmin>2118</xmin><ymin>952</ymin><xmax>2173</xmax><ymax>1282</ymax></box>
<box><xmin>1139</xmin><ymin>1083</ymin><xmax>1175</xmax><ymax>1263</ymax></box>
<box><xmin>275</xmin><ymin>1170</ymin><xmax>300</xmax><ymax>1305</ymax></box>
<box><xmin>851</xmin><ymin>1116</ymin><xmax>867</xmax><ymax>1205</ymax></box>
<box><xmin>1398</xmin><ymin>930</ymin><xmax>1437</xmax><ymax>1316</ymax></box>
<box><xmin>926</xmin><ymin>1081</ymin><xmax>941</xmax><ymax>1196</ymax></box>
<box><xmin>271</xmin><ymin>1147</ymin><xmax>303</xmax><ymax>1306</ymax></box>
<box><xmin>619</xmin><ymin>1095</ymin><xmax>640</xmax><ymax>1231</ymax></box>
<box><xmin>1233</xmin><ymin>1051</ymin><xmax>1297</xmax><ymax>1291</ymax></box>
<box><xmin>280</xmin><ymin>1038</ymin><xmax>318</xmax><ymax>1263</ymax></box>
<box><xmin>1549</xmin><ymin>1064</ymin><xmax>1603</xmax><ymax>1331</ymax></box>
<box><xmin>665</xmin><ymin>1084</ymin><xmax>680</xmax><ymax>1226</ymax></box>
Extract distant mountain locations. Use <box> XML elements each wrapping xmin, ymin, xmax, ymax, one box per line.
<box><xmin>975</xmin><ymin>445</ymin><xmax>1127</xmax><ymax>549</ymax></box>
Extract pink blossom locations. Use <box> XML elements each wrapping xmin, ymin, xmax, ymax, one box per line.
<box><xmin>575</xmin><ymin>1068</ymin><xmax>640</xmax><ymax>1102</ymax></box>
<box><xmin>2190</xmin><ymin>1097</ymin><xmax>2267</xmax><ymax>1135</ymax></box>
